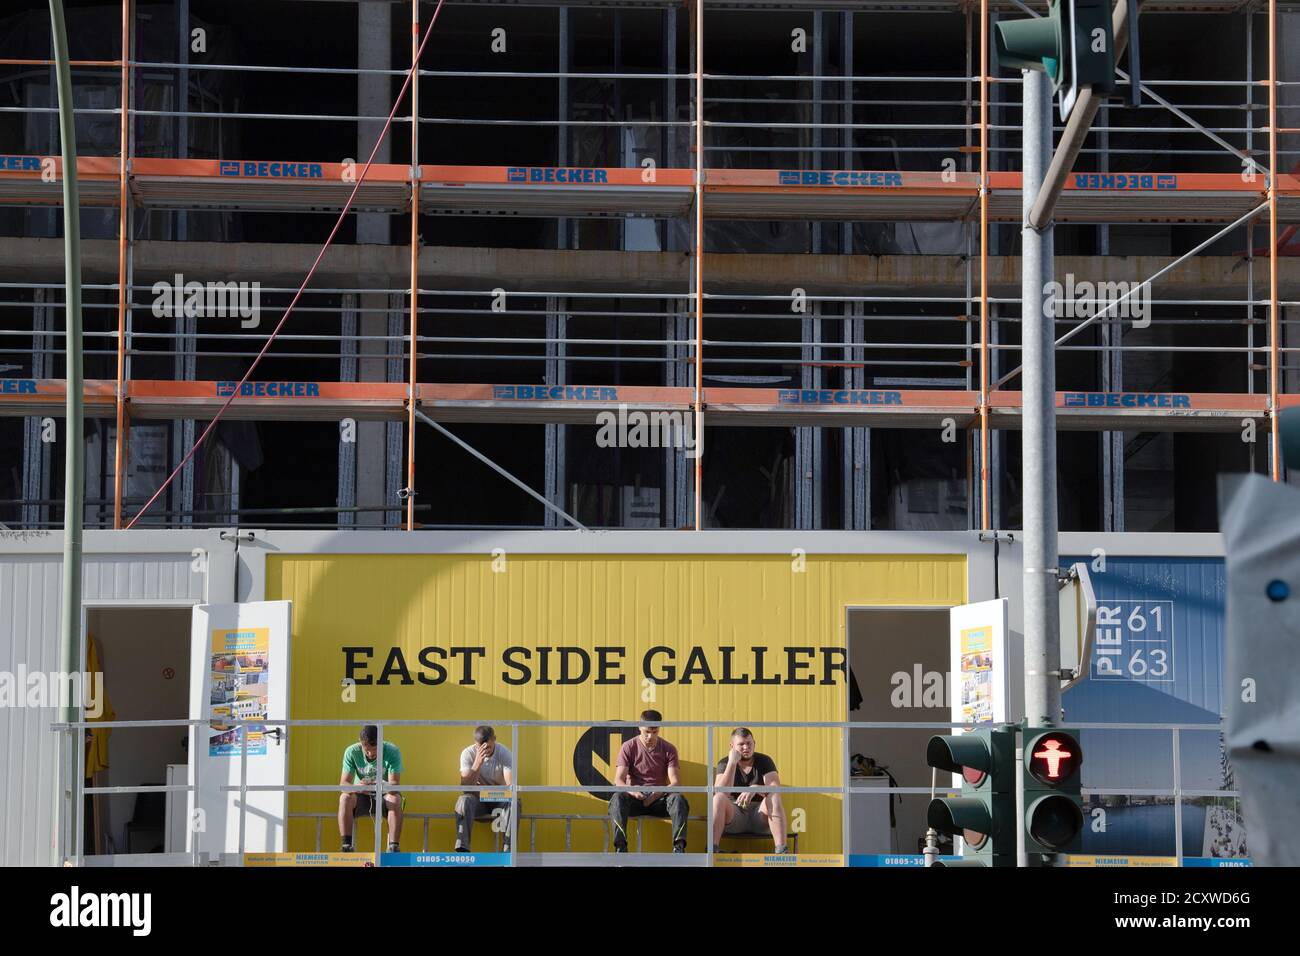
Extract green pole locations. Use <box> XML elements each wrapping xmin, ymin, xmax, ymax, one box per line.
<box><xmin>49</xmin><ymin>0</ymin><xmax>84</xmax><ymax>864</ymax></box>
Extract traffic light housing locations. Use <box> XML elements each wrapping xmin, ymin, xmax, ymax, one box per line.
<box><xmin>926</xmin><ymin>728</ymin><xmax>1016</xmax><ymax>867</ymax></box>
<box><xmin>1022</xmin><ymin>727</ymin><xmax>1085</xmax><ymax>857</ymax></box>
<box><xmin>995</xmin><ymin>5</ymin><xmax>1065</xmax><ymax>92</ymax></box>
<box><xmin>995</xmin><ymin>0</ymin><xmax>1117</xmax><ymax>122</ymax></box>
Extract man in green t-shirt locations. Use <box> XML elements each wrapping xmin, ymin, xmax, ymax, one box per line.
<box><xmin>339</xmin><ymin>724</ymin><xmax>404</xmax><ymax>852</ymax></box>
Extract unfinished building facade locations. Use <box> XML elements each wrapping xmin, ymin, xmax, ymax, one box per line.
<box><xmin>2</xmin><ymin>0</ymin><xmax>1299</xmax><ymax>533</ymax></box>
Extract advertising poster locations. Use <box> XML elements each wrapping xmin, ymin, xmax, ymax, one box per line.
<box><xmin>208</xmin><ymin>627</ymin><xmax>270</xmax><ymax>757</ymax></box>
<box><xmin>948</xmin><ymin>598</ymin><xmax>1014</xmax><ymax>736</ymax></box>
<box><xmin>958</xmin><ymin>625</ymin><xmax>994</xmax><ymax>725</ymax></box>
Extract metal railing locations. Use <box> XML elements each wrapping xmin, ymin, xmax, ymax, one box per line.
<box><xmin>51</xmin><ymin>715</ymin><xmax>1244</xmax><ymax>868</ymax></box>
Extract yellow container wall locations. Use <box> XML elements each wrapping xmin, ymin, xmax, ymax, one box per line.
<box><xmin>267</xmin><ymin>553</ymin><xmax>966</xmax><ymax>854</ymax></box>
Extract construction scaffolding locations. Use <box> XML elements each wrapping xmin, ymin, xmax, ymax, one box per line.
<box><xmin>1</xmin><ymin>0</ymin><xmax>1298</xmax><ymax>532</ymax></box>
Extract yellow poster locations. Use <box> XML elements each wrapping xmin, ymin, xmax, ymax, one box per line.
<box><xmin>209</xmin><ymin>627</ymin><xmax>270</xmax><ymax>757</ymax></box>
<box><xmin>959</xmin><ymin>625</ymin><xmax>993</xmax><ymax>724</ymax></box>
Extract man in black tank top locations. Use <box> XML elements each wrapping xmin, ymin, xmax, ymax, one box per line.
<box><xmin>712</xmin><ymin>727</ymin><xmax>788</xmax><ymax>853</ymax></box>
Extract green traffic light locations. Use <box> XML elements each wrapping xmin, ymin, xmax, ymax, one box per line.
<box><xmin>994</xmin><ymin>5</ymin><xmax>1066</xmax><ymax>92</ymax></box>
<box><xmin>926</xmin><ymin>733</ymin><xmax>995</xmax><ymax>778</ymax></box>
<box><xmin>995</xmin><ymin>18</ymin><xmax>1060</xmax><ymax>81</ymax></box>
<box><xmin>925</xmin><ymin>729</ymin><xmax>1016</xmax><ymax>866</ymax></box>
<box><xmin>927</xmin><ymin>796</ymin><xmax>993</xmax><ymax>843</ymax></box>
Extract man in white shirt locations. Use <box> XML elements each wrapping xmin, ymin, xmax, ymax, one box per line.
<box><xmin>455</xmin><ymin>725</ymin><xmax>516</xmax><ymax>852</ymax></box>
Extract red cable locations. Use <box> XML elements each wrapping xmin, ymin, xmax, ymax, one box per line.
<box><xmin>126</xmin><ymin>0</ymin><xmax>447</xmax><ymax>529</ymax></box>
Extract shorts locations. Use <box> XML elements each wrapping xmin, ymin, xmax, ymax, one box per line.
<box><xmin>354</xmin><ymin>792</ymin><xmax>405</xmax><ymax>818</ymax></box>
<box><xmin>723</xmin><ymin>799</ymin><xmax>771</xmax><ymax>835</ymax></box>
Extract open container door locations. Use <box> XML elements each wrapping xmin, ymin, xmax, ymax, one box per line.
<box><xmin>187</xmin><ymin>600</ymin><xmax>291</xmax><ymax>856</ymax></box>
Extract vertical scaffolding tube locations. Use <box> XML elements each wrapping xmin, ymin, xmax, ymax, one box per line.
<box><xmin>407</xmin><ymin>0</ymin><xmax>420</xmax><ymax>529</ymax></box>
<box><xmin>1022</xmin><ymin>67</ymin><xmax>1061</xmax><ymax>728</ymax></box>
<box><xmin>113</xmin><ymin>0</ymin><xmax>129</xmax><ymax>529</ymax></box>
<box><xmin>979</xmin><ymin>0</ymin><xmax>991</xmax><ymax>530</ymax></box>
<box><xmin>1269</xmin><ymin>0</ymin><xmax>1280</xmax><ymax>480</ymax></box>
<box><xmin>558</xmin><ymin>7</ymin><xmax>569</xmax><ymax>247</ymax></box>
<box><xmin>693</xmin><ymin>0</ymin><xmax>704</xmax><ymax>530</ymax></box>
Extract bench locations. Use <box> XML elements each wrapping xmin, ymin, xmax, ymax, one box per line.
<box><xmin>294</xmin><ymin>811</ymin><xmax>797</xmax><ymax>853</ymax></box>
<box><xmin>296</xmin><ymin>811</ymin><xmax>610</xmax><ymax>852</ymax></box>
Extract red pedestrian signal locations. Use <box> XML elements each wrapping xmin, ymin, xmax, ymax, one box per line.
<box><xmin>1029</xmin><ymin>734</ymin><xmax>1079</xmax><ymax>783</ymax></box>
<box><xmin>1022</xmin><ymin>728</ymin><xmax>1085</xmax><ymax>858</ymax></box>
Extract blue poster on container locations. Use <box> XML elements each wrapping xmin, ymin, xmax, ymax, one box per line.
<box><xmin>1061</xmin><ymin>556</ymin><xmax>1247</xmax><ymax>863</ymax></box>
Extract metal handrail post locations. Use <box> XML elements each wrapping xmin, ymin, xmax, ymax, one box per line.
<box><xmin>706</xmin><ymin>726</ymin><xmax>714</xmax><ymax>865</ymax></box>
<box><xmin>841</xmin><ymin>722</ymin><xmax>851</xmax><ymax>861</ymax></box>
<box><xmin>510</xmin><ymin>722</ymin><xmax>519</xmax><ymax>865</ymax></box>
<box><xmin>1172</xmin><ymin>727</ymin><xmax>1183</xmax><ymax>863</ymax></box>
<box><xmin>238</xmin><ymin>716</ymin><xmax>248</xmax><ymax>853</ymax></box>
<box><xmin>375</xmin><ymin>722</ymin><xmax>384</xmax><ymax>862</ymax></box>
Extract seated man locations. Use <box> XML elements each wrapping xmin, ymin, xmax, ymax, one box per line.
<box><xmin>608</xmin><ymin>710</ymin><xmax>689</xmax><ymax>853</ymax></box>
<box><xmin>711</xmin><ymin>727</ymin><xmax>788</xmax><ymax>854</ymax></box>
<box><xmin>455</xmin><ymin>725</ymin><xmax>516</xmax><ymax>852</ymax></box>
<box><xmin>339</xmin><ymin>724</ymin><xmax>404</xmax><ymax>852</ymax></box>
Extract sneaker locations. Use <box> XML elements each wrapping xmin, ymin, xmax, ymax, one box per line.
<box><xmin>340</xmin><ymin>842</ymin><xmax>354</xmax><ymax>853</ymax></box>
<box><xmin>712</xmin><ymin>845</ymin><xmax>722</xmax><ymax>854</ymax></box>
<box><xmin>672</xmin><ymin>845</ymin><xmax>686</xmax><ymax>854</ymax></box>
<box><xmin>614</xmin><ymin>845</ymin><xmax>628</xmax><ymax>854</ymax></box>
<box><xmin>454</xmin><ymin>843</ymin><xmax>469</xmax><ymax>853</ymax></box>
<box><xmin>387</xmin><ymin>842</ymin><xmax>399</xmax><ymax>853</ymax></box>
<box><xmin>773</xmin><ymin>844</ymin><xmax>789</xmax><ymax>854</ymax></box>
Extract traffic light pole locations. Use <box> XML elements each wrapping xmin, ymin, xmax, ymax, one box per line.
<box><xmin>50</xmin><ymin>0</ymin><xmax>85</xmax><ymax>864</ymax></box>
<box><xmin>1022</xmin><ymin>65</ymin><xmax>1062</xmax><ymax>729</ymax></box>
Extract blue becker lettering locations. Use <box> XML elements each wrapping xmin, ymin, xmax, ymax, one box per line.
<box><xmin>492</xmin><ymin>385</ymin><xmax>619</xmax><ymax>401</ymax></box>
<box><xmin>221</xmin><ymin>162</ymin><xmax>324</xmax><ymax>179</ymax></box>
<box><xmin>1062</xmin><ymin>392</ymin><xmax>1191</xmax><ymax>409</ymax></box>
<box><xmin>1</xmin><ymin>156</ymin><xmax>43</xmax><ymax>171</ymax></box>
<box><xmin>777</xmin><ymin>389</ymin><xmax>904</xmax><ymax>405</ymax></box>
<box><xmin>216</xmin><ymin>381</ymin><xmax>322</xmax><ymax>397</ymax></box>
<box><xmin>524</xmin><ymin>168</ymin><xmax>610</xmax><ymax>185</ymax></box>
<box><xmin>778</xmin><ymin>171</ymin><xmax>904</xmax><ymax>188</ymax></box>
<box><xmin>1071</xmin><ymin>173</ymin><xmax>1177</xmax><ymax>190</ymax></box>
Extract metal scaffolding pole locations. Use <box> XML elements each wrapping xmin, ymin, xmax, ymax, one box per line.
<box><xmin>1269</xmin><ymin>0</ymin><xmax>1281</xmax><ymax>480</ymax></box>
<box><xmin>979</xmin><ymin>0</ymin><xmax>991</xmax><ymax>531</ymax></box>
<box><xmin>407</xmin><ymin>0</ymin><xmax>420</xmax><ymax>529</ymax></box>
<box><xmin>113</xmin><ymin>0</ymin><xmax>130</xmax><ymax>529</ymax></box>
<box><xmin>693</xmin><ymin>0</ymin><xmax>704</xmax><ymax>531</ymax></box>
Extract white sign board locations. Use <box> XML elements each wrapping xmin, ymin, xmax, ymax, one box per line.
<box><xmin>1059</xmin><ymin>562</ymin><xmax>1097</xmax><ymax>690</ymax></box>
<box><xmin>949</xmin><ymin>598</ymin><xmax>1012</xmax><ymax>727</ymax></box>
<box><xmin>187</xmin><ymin>601</ymin><xmax>291</xmax><ymax>854</ymax></box>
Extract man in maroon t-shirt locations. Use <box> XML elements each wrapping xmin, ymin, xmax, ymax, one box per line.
<box><xmin>609</xmin><ymin>710</ymin><xmax>689</xmax><ymax>852</ymax></box>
